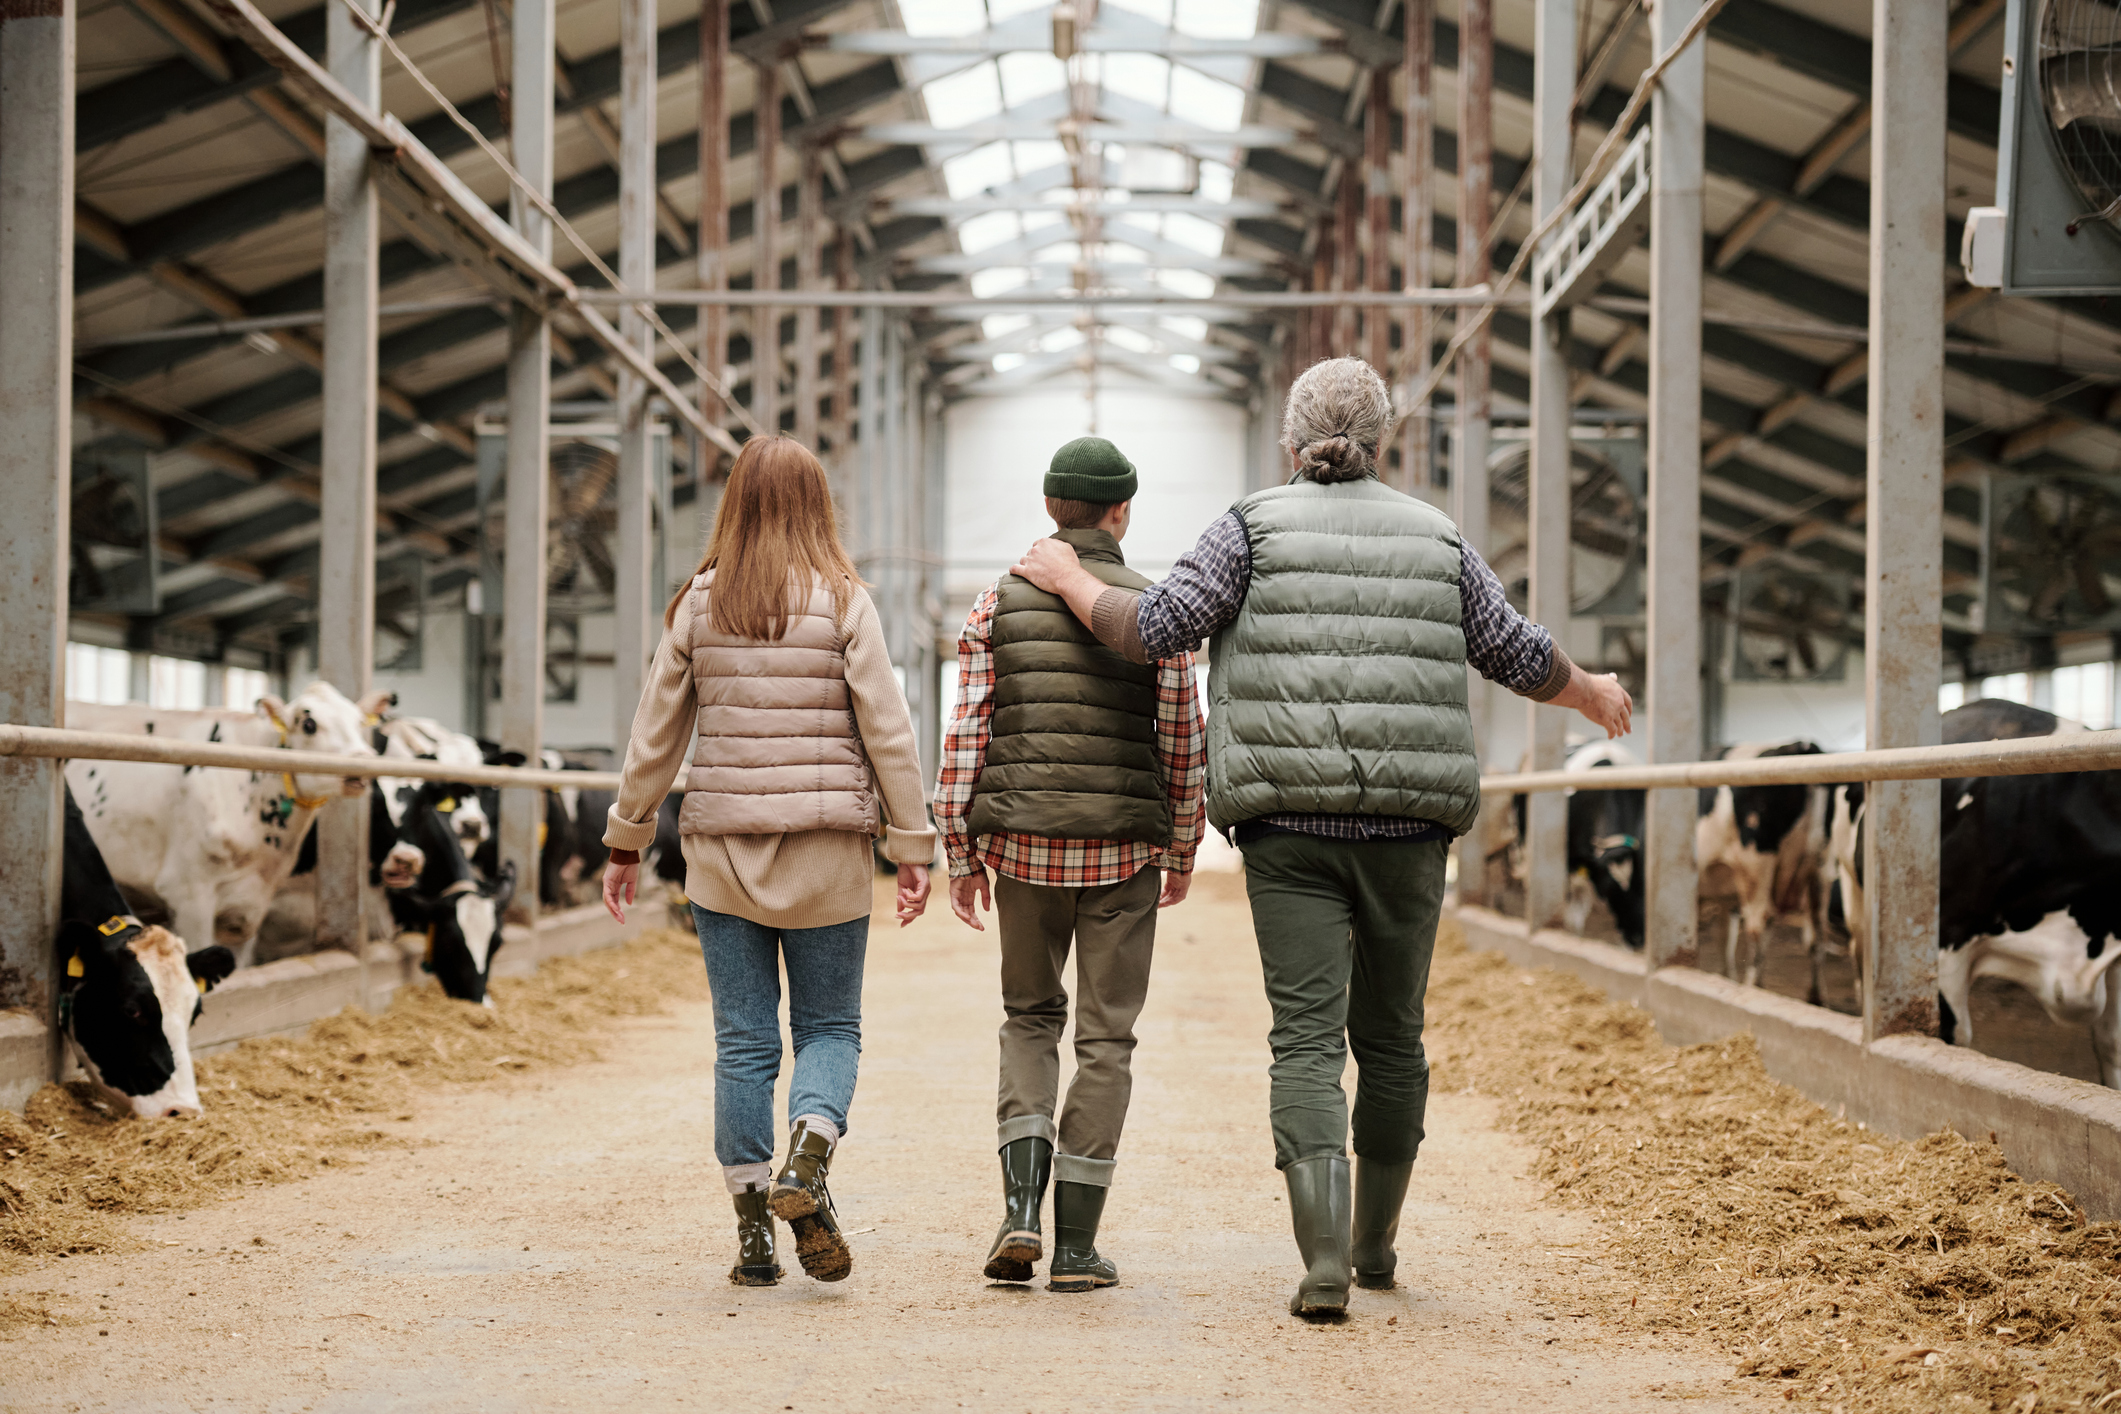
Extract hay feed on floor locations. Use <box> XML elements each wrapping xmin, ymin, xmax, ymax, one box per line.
<box><xmin>1427</xmin><ymin>919</ymin><xmax>2121</xmax><ymax>1412</ymax></box>
<box><xmin>0</xmin><ymin>928</ymin><xmax>707</xmax><ymax>1284</ymax></box>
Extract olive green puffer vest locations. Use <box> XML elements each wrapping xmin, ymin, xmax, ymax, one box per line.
<box><xmin>966</xmin><ymin>528</ymin><xmax>1172</xmax><ymax>845</ymax></box>
<box><xmin>1205</xmin><ymin>476</ymin><xmax>1481</xmax><ymax>835</ymax></box>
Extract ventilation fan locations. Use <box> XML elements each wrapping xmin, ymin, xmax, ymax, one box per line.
<box><xmin>1482</xmin><ymin>433</ymin><xmax>1645</xmax><ymax>617</ymax></box>
<box><xmin>374</xmin><ymin>555</ymin><xmax>425</xmax><ymax>672</ymax></box>
<box><xmin>1964</xmin><ymin>0</ymin><xmax>2121</xmax><ymax>294</ymax></box>
<box><xmin>1726</xmin><ymin>564</ymin><xmax>1851</xmax><ymax>683</ymax></box>
<box><xmin>476</xmin><ymin>437</ymin><xmax>621</xmax><ymax>610</ymax></box>
<box><xmin>1982</xmin><ymin>473</ymin><xmax>2121</xmax><ymax>632</ymax></box>
<box><xmin>69</xmin><ymin>451</ymin><xmax>157</xmax><ymax>614</ymax></box>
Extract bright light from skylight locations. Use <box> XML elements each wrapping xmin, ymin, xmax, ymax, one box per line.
<box><xmin>1102</xmin><ymin>53</ymin><xmax>1172</xmax><ymax>110</ymax></box>
<box><xmin>1175</xmin><ymin>0</ymin><xmax>1256</xmax><ymax>38</ymax></box>
<box><xmin>998</xmin><ymin>51</ymin><xmax>1067</xmax><ymax>107</ymax></box>
<box><xmin>982</xmin><ymin>313</ymin><xmax>1033</xmax><ymax>341</ymax></box>
<box><xmin>988</xmin><ymin>0</ymin><xmax>1046</xmax><ymax>20</ymax></box>
<box><xmin>942</xmin><ymin>141</ymin><xmax>1014</xmax><ymax>196</ymax></box>
<box><xmin>1169</xmin><ymin>66</ymin><xmax>1245</xmax><ymax>131</ymax></box>
<box><xmin>993</xmin><ymin>352</ymin><xmax>1027</xmax><ymax>372</ymax></box>
<box><xmin>899</xmin><ymin>0</ymin><xmax>984</xmax><ymax>35</ymax></box>
<box><xmin>1170</xmin><ymin>353</ymin><xmax>1201</xmax><ymax>373</ymax></box>
<box><xmin>1039</xmin><ymin>328</ymin><xmax>1086</xmax><ymax>353</ymax></box>
<box><xmin>1161</xmin><ymin>314</ymin><xmax>1209</xmax><ymax>342</ymax></box>
<box><xmin>1164</xmin><ymin>211</ymin><xmax>1225</xmax><ymax>255</ymax></box>
<box><xmin>971</xmin><ymin>267</ymin><xmax>1030</xmax><ymax>298</ymax></box>
<box><xmin>1105</xmin><ymin>0</ymin><xmax>1174</xmax><ymax>23</ymax></box>
<box><xmin>1154</xmin><ymin>267</ymin><xmax>1216</xmax><ymax>298</ymax></box>
<box><xmin>1106</xmin><ymin>325</ymin><xmax>1156</xmax><ymax>354</ymax></box>
<box><xmin>1013</xmin><ymin>140</ymin><xmax>1068</xmax><ymax>175</ymax></box>
<box><xmin>958</xmin><ymin>210</ymin><xmax>1022</xmax><ymax>254</ymax></box>
<box><xmin>923</xmin><ymin>63</ymin><xmax>1003</xmax><ymax>128</ymax></box>
<box><xmin>1199</xmin><ymin>160</ymin><xmax>1234</xmax><ymax>204</ymax></box>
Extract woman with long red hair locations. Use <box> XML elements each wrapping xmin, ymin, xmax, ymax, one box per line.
<box><xmin>600</xmin><ymin>435</ymin><xmax>933</xmax><ymax>1288</ymax></box>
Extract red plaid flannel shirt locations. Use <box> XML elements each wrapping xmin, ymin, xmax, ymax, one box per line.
<box><xmin>936</xmin><ymin>582</ymin><xmax>1205</xmax><ymax>887</ymax></box>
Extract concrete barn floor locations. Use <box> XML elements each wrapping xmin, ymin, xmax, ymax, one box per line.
<box><xmin>0</xmin><ymin>875</ymin><xmax>1766</xmax><ymax>1412</ymax></box>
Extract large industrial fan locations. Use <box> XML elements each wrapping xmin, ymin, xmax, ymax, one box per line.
<box><xmin>545</xmin><ymin>440</ymin><xmax>619</xmax><ymax>598</ymax></box>
<box><xmin>1725</xmin><ymin>563</ymin><xmax>1852</xmax><ymax>683</ymax></box>
<box><xmin>1964</xmin><ymin>0</ymin><xmax>2121</xmax><ymax>293</ymax></box>
<box><xmin>1482</xmin><ymin>433</ymin><xmax>1645</xmax><ymax>617</ymax></box>
<box><xmin>1982</xmin><ymin>473</ymin><xmax>2121</xmax><ymax>632</ymax></box>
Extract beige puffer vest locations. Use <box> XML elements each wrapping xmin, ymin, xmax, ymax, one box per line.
<box><xmin>678</xmin><ymin>572</ymin><xmax>877</xmax><ymax>837</ymax></box>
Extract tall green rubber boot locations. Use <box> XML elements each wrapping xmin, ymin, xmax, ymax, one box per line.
<box><xmin>1351</xmin><ymin>1157</ymin><xmax>1414</xmax><ymax>1290</ymax></box>
<box><xmin>1046</xmin><ymin>1181</ymin><xmax>1119</xmax><ymax>1292</ymax></box>
<box><xmin>1284</xmin><ymin>1154</ymin><xmax>1352</xmax><ymax>1320</ymax></box>
<box><xmin>729</xmin><ymin>1187</ymin><xmax>783</xmax><ymax>1287</ymax></box>
<box><xmin>983</xmin><ymin>1137</ymin><xmax>1053</xmax><ymax>1283</ymax></box>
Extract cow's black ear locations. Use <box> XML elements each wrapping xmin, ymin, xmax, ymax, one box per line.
<box><xmin>490</xmin><ymin>860</ymin><xmax>519</xmax><ymax>912</ymax></box>
<box><xmin>488</xmin><ymin>750</ymin><xmax>527</xmax><ymax>770</ymax></box>
<box><xmin>56</xmin><ymin>919</ymin><xmax>104</xmax><ymax>973</ymax></box>
<box><xmin>186</xmin><ymin>946</ymin><xmax>237</xmax><ymax>993</ymax></box>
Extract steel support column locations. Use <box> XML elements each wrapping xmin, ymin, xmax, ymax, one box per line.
<box><xmin>831</xmin><ymin>228</ymin><xmax>853</xmax><ymax>466</ymax></box>
<box><xmin>501</xmin><ymin>0</ymin><xmax>556</xmax><ymax>925</ymax></box>
<box><xmin>1333</xmin><ymin>165</ymin><xmax>1360</xmax><ymax>353</ymax></box>
<box><xmin>1643</xmin><ymin>0</ymin><xmax>1704</xmax><ymax>969</ymax></box>
<box><xmin>1522</xmin><ymin>0</ymin><xmax>1575</xmax><ymax>930</ymax></box>
<box><xmin>1862</xmin><ymin>0</ymin><xmax>1944</xmax><ymax>1042</ymax></box>
<box><xmin>698</xmin><ymin>0</ymin><xmax>728</xmax><ymax>435</ymax></box>
<box><xmin>795</xmin><ymin>144</ymin><xmax>821</xmax><ymax>447</ymax></box>
<box><xmin>1451</xmin><ymin>0</ymin><xmax>1493</xmax><ymax>905</ymax></box>
<box><xmin>1402</xmin><ymin>0</ymin><xmax>1434</xmax><ymax>498</ymax></box>
<box><xmin>1364</xmin><ymin>70</ymin><xmax>1392</xmax><ymax>378</ymax></box>
<box><xmin>316</xmin><ymin>0</ymin><xmax>380</xmax><ymax>978</ymax></box>
<box><xmin>0</xmin><ymin>0</ymin><xmax>74</xmax><ymax>1100</ymax></box>
<box><xmin>614</xmin><ymin>0</ymin><xmax>657</xmax><ymax>750</ymax></box>
<box><xmin>752</xmin><ymin>56</ymin><xmax>781</xmax><ymax>433</ymax></box>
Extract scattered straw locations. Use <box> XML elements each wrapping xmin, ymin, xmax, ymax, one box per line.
<box><xmin>1427</xmin><ymin>917</ymin><xmax>2121</xmax><ymax>1411</ymax></box>
<box><xmin>0</xmin><ymin>928</ymin><xmax>706</xmax><ymax>1286</ymax></box>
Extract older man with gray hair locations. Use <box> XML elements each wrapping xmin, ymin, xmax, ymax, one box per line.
<box><xmin>1012</xmin><ymin>356</ymin><xmax>1631</xmax><ymax>1320</ymax></box>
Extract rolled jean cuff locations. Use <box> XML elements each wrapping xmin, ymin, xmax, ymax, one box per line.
<box><xmin>1055</xmin><ymin>1153</ymin><xmax>1117</xmax><ymax>1188</ymax></box>
<box><xmin>723</xmin><ymin>1161</ymin><xmax>774</xmax><ymax>1194</ymax></box>
<box><xmin>997</xmin><ymin>1114</ymin><xmax>1057</xmax><ymax>1149</ymax></box>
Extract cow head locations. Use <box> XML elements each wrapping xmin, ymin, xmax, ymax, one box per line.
<box><xmin>59</xmin><ymin>918</ymin><xmax>236</xmax><ymax>1119</ymax></box>
<box><xmin>256</xmin><ymin>682</ymin><xmax>389</xmax><ymax>801</ymax></box>
<box><xmin>396</xmin><ymin>863</ymin><xmax>517</xmax><ymax>1006</ymax></box>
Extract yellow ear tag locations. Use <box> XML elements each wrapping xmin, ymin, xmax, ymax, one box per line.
<box><xmin>97</xmin><ymin>915</ymin><xmax>130</xmax><ymax>936</ymax></box>
<box><xmin>66</xmin><ymin>955</ymin><xmax>84</xmax><ymax>979</ymax></box>
<box><xmin>196</xmin><ymin>977</ymin><xmax>208</xmax><ymax>995</ymax></box>
<box><xmin>537</xmin><ymin>822</ymin><xmax>548</xmax><ymax>849</ymax></box>
<box><xmin>437</xmin><ymin>797</ymin><xmax>457</xmax><ymax>813</ymax></box>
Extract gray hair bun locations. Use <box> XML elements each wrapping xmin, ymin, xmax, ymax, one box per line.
<box><xmin>1281</xmin><ymin>357</ymin><xmax>1393</xmax><ymax>485</ymax></box>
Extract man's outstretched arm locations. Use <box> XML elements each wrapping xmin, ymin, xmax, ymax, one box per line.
<box><xmin>1013</xmin><ymin>512</ymin><xmax>1252</xmax><ymax>663</ymax></box>
<box><xmin>1460</xmin><ymin>541</ymin><xmax>1633</xmax><ymax>739</ymax></box>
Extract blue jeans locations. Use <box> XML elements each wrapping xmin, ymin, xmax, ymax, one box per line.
<box><xmin>691</xmin><ymin>904</ymin><xmax>869</xmax><ymax>1168</ymax></box>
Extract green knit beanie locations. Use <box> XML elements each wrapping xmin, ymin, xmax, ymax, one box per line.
<box><xmin>1043</xmin><ymin>436</ymin><xmax>1138</xmax><ymax>504</ymax></box>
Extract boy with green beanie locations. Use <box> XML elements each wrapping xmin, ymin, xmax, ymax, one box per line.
<box><xmin>934</xmin><ymin>435</ymin><xmax>1205</xmax><ymax>1292</ymax></box>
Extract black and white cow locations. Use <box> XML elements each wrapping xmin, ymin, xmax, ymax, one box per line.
<box><xmin>388</xmin><ymin>781</ymin><xmax>518</xmax><ymax>1005</ymax></box>
<box><xmin>1695</xmin><ymin>740</ymin><xmax>1834</xmax><ymax>996</ymax></box>
<box><xmin>66</xmin><ymin>682</ymin><xmax>389</xmax><ymax>966</ymax></box>
<box><xmin>1833</xmin><ymin>699</ymin><xmax>2121</xmax><ymax>1084</ymax></box>
<box><xmin>376</xmin><ymin>716</ymin><xmax>492</xmax><ymax>852</ymax></box>
<box><xmin>58</xmin><ymin>785</ymin><xmax>235</xmax><ymax>1118</ymax></box>
<box><xmin>1508</xmin><ymin>742</ymin><xmax>1649</xmax><ymax>948</ymax></box>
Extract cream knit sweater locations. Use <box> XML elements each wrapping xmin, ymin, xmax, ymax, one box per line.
<box><xmin>602</xmin><ymin>585</ymin><xmax>936</xmax><ymax>930</ymax></box>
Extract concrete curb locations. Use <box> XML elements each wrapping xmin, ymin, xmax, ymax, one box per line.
<box><xmin>1453</xmin><ymin>903</ymin><xmax>2121</xmax><ymax>1219</ymax></box>
<box><xmin>0</xmin><ymin>901</ymin><xmax>660</xmax><ymax>1106</ymax></box>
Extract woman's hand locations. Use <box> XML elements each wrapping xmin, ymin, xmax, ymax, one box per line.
<box><xmin>602</xmin><ymin>860</ymin><xmax>640</xmax><ymax>925</ymax></box>
<box><xmin>949</xmin><ymin>867</ymin><xmax>992</xmax><ymax>931</ymax></box>
<box><xmin>896</xmin><ymin>863</ymin><xmax>932</xmax><ymax>927</ymax></box>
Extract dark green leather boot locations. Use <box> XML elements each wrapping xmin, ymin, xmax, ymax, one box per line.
<box><xmin>983</xmin><ymin>1137</ymin><xmax>1053</xmax><ymax>1282</ymax></box>
<box><xmin>768</xmin><ymin>1119</ymin><xmax>852</xmax><ymax>1282</ymax></box>
<box><xmin>1285</xmin><ymin>1154</ymin><xmax>1352</xmax><ymax>1319</ymax></box>
<box><xmin>729</xmin><ymin>1187</ymin><xmax>782</xmax><ymax>1287</ymax></box>
<box><xmin>1352</xmin><ymin>1157</ymin><xmax>1414</xmax><ymax>1290</ymax></box>
<box><xmin>1045</xmin><ymin>1181</ymin><xmax>1118</xmax><ymax>1292</ymax></box>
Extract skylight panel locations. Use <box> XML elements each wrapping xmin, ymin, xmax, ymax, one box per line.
<box><xmin>987</xmin><ymin>0</ymin><xmax>1048</xmax><ymax>21</ymax></box>
<box><xmin>958</xmin><ymin>210</ymin><xmax>1023</xmax><ymax>254</ymax></box>
<box><xmin>1106</xmin><ymin>325</ymin><xmax>1157</xmax><ymax>353</ymax></box>
<box><xmin>1169</xmin><ymin>65</ymin><xmax>1245</xmax><ymax>131</ymax></box>
<box><xmin>1104</xmin><ymin>0</ymin><xmax>1174</xmax><ymax>24</ymax></box>
<box><xmin>1199</xmin><ymin>160</ymin><xmax>1234</xmax><ymax>204</ymax></box>
<box><xmin>1102</xmin><ymin>53</ymin><xmax>1172</xmax><ymax>110</ymax></box>
<box><xmin>1153</xmin><ymin>267</ymin><xmax>1216</xmax><ymax>298</ymax></box>
<box><xmin>1040</xmin><ymin>241</ymin><xmax>1085</xmax><ymax>264</ymax></box>
<box><xmin>1160</xmin><ymin>314</ymin><xmax>1209</xmax><ymax>341</ymax></box>
<box><xmin>970</xmin><ymin>267</ymin><xmax>1031</xmax><ymax>298</ymax></box>
<box><xmin>1117</xmin><ymin>146</ymin><xmax>1193</xmax><ymax>192</ymax></box>
<box><xmin>1039</xmin><ymin>327</ymin><xmax>1086</xmax><ymax>352</ymax></box>
<box><xmin>1174</xmin><ymin>0</ymin><xmax>1256</xmax><ymax>38</ymax></box>
<box><xmin>1013</xmin><ymin>140</ymin><xmax>1068</xmax><ymax>174</ymax></box>
<box><xmin>942</xmin><ymin>141</ymin><xmax>1015</xmax><ymax>196</ymax></box>
<box><xmin>1163</xmin><ymin>211</ymin><xmax>1225</xmax><ymax>256</ymax></box>
<box><xmin>993</xmin><ymin>352</ymin><xmax>1027</xmax><ymax>372</ymax></box>
<box><xmin>1097</xmin><ymin>241</ymin><xmax>1153</xmax><ymax>264</ymax></box>
<box><xmin>899</xmin><ymin>0</ymin><xmax>986</xmax><ymax>35</ymax></box>
<box><xmin>923</xmin><ymin>62</ymin><xmax>1004</xmax><ymax>128</ymax></box>
<box><xmin>1113</xmin><ymin>212</ymin><xmax>1163</xmax><ymax>237</ymax></box>
<box><xmin>998</xmin><ymin>51</ymin><xmax>1067</xmax><ymax>107</ymax></box>
<box><xmin>983</xmin><ymin>313</ymin><xmax>1034</xmax><ymax>341</ymax></box>
<box><xmin>1170</xmin><ymin>353</ymin><xmax>1201</xmax><ymax>373</ymax></box>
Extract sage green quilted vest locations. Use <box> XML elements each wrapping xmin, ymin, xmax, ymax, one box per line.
<box><xmin>1205</xmin><ymin>476</ymin><xmax>1481</xmax><ymax>835</ymax></box>
<box><xmin>967</xmin><ymin>528</ymin><xmax>1173</xmax><ymax>845</ymax></box>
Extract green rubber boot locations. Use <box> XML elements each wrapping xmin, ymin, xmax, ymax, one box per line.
<box><xmin>769</xmin><ymin>1119</ymin><xmax>852</xmax><ymax>1282</ymax></box>
<box><xmin>983</xmin><ymin>1137</ymin><xmax>1053</xmax><ymax>1282</ymax></box>
<box><xmin>1285</xmin><ymin>1155</ymin><xmax>1352</xmax><ymax>1320</ymax></box>
<box><xmin>729</xmin><ymin>1187</ymin><xmax>782</xmax><ymax>1287</ymax></box>
<box><xmin>1045</xmin><ymin>1181</ymin><xmax>1119</xmax><ymax>1292</ymax></box>
<box><xmin>1351</xmin><ymin>1157</ymin><xmax>1414</xmax><ymax>1290</ymax></box>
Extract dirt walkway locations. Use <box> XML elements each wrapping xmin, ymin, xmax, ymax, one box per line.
<box><xmin>0</xmin><ymin>875</ymin><xmax>1762</xmax><ymax>1411</ymax></box>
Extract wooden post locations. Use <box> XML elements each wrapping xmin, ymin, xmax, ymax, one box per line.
<box><xmin>697</xmin><ymin>0</ymin><xmax>728</xmax><ymax>435</ymax></box>
<box><xmin>795</xmin><ymin>144</ymin><xmax>822</xmax><ymax>447</ymax></box>
<box><xmin>1402</xmin><ymin>0</ymin><xmax>1434</xmax><ymax>498</ymax></box>
<box><xmin>1862</xmin><ymin>0</ymin><xmax>1944</xmax><ymax>1041</ymax></box>
<box><xmin>752</xmin><ymin>56</ymin><xmax>781</xmax><ymax>434</ymax></box>
<box><xmin>1364</xmin><ymin>70</ymin><xmax>1392</xmax><ymax>381</ymax></box>
<box><xmin>1452</xmin><ymin>0</ymin><xmax>1493</xmax><ymax>907</ymax></box>
<box><xmin>614</xmin><ymin>0</ymin><xmax>657</xmax><ymax>748</ymax></box>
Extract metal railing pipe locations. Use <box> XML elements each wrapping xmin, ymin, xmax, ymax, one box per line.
<box><xmin>1479</xmin><ymin>730</ymin><xmax>2121</xmax><ymax>795</ymax></box>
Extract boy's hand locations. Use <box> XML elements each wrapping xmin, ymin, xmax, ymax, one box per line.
<box><xmin>950</xmin><ymin>868</ymin><xmax>992</xmax><ymax>931</ymax></box>
<box><xmin>1157</xmin><ymin>869</ymin><xmax>1191</xmax><ymax>908</ymax></box>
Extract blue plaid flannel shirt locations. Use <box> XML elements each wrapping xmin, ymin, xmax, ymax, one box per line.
<box><xmin>1136</xmin><ymin>511</ymin><xmax>1557</xmax><ymax>842</ymax></box>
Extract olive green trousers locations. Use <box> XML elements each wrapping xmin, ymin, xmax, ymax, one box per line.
<box><xmin>1237</xmin><ymin>830</ymin><xmax>1450</xmax><ymax>1170</ymax></box>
